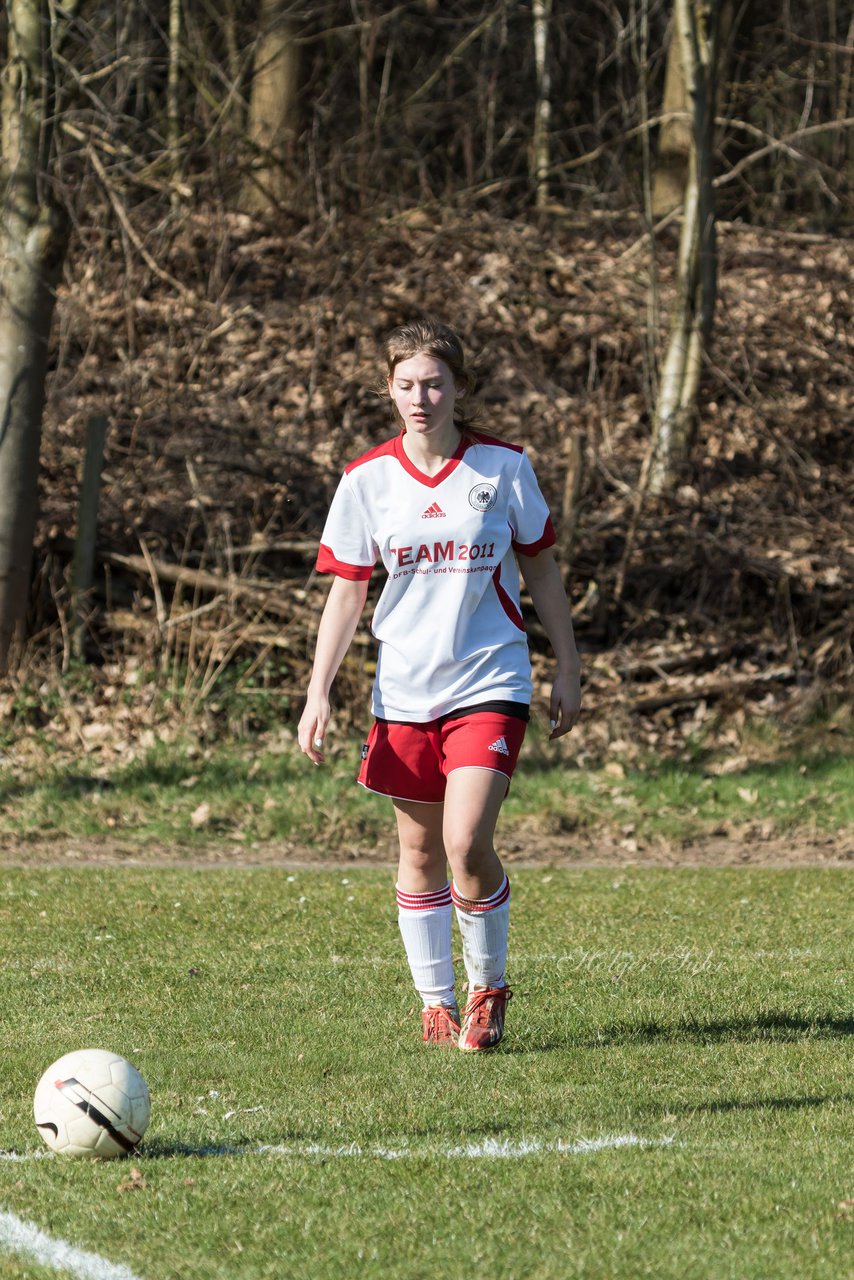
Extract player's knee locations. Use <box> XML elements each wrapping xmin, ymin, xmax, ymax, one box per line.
<box><xmin>399</xmin><ymin>840</ymin><xmax>445</xmax><ymax>877</ymax></box>
<box><xmin>444</xmin><ymin>830</ymin><xmax>492</xmax><ymax>875</ymax></box>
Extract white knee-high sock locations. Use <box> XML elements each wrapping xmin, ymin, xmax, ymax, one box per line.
<box><xmin>452</xmin><ymin>874</ymin><xmax>510</xmax><ymax>990</ymax></box>
<box><xmin>396</xmin><ymin>883</ymin><xmax>456</xmax><ymax>1008</ymax></box>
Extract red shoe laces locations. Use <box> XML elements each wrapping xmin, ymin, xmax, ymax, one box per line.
<box><xmin>467</xmin><ymin>987</ymin><xmax>510</xmax><ymax>1024</ymax></box>
<box><xmin>425</xmin><ymin>1006</ymin><xmax>459</xmax><ymax>1037</ymax></box>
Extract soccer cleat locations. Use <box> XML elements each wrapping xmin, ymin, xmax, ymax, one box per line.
<box><xmin>421</xmin><ymin>1002</ymin><xmax>461</xmax><ymax>1046</ymax></box>
<box><xmin>458</xmin><ymin>984</ymin><xmax>512</xmax><ymax>1052</ymax></box>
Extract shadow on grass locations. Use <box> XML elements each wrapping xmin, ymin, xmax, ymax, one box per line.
<box><xmin>0</xmin><ymin>751</ymin><xmax>364</xmax><ymax>803</ymax></box>
<box><xmin>685</xmin><ymin>1092</ymin><xmax>853</xmax><ymax>1115</ymax></box>
<box><xmin>583</xmin><ymin>1012</ymin><xmax>854</xmax><ymax>1048</ymax></box>
<box><xmin>140</xmin><ymin>1130</ymin><xmax>356</xmax><ymax>1160</ymax></box>
<box><xmin>139</xmin><ymin>1118</ymin><xmax>513</xmax><ymax>1159</ymax></box>
<box><xmin>516</xmin><ymin>744</ymin><xmax>853</xmax><ymax>783</ymax></box>
<box><xmin>139</xmin><ymin>1140</ymin><xmax>249</xmax><ymax>1159</ymax></box>
<box><xmin>520</xmin><ymin>1012</ymin><xmax>854</xmax><ymax>1054</ymax></box>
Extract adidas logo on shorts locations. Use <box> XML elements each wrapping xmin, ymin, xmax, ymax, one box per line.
<box><xmin>488</xmin><ymin>736</ymin><xmax>510</xmax><ymax>756</ymax></box>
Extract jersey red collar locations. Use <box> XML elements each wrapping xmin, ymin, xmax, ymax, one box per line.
<box><xmin>393</xmin><ymin>430</ymin><xmax>469</xmax><ymax>488</ymax></box>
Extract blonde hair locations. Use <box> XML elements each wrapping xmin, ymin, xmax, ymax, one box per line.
<box><xmin>383</xmin><ymin>318</ymin><xmax>479</xmax><ymax>430</ymax></box>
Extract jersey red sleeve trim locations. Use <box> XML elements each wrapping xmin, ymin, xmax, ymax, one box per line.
<box><xmin>316</xmin><ymin>544</ymin><xmax>374</xmax><ymax>579</ymax></box>
<box><xmin>512</xmin><ymin>515</ymin><xmax>556</xmax><ymax>557</ymax></box>
<box><xmin>491</xmin><ymin>563</ymin><xmax>525</xmax><ymax>632</ymax></box>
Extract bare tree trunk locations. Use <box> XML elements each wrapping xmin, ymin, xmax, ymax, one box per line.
<box><xmin>241</xmin><ymin>0</ymin><xmax>301</xmax><ymax>211</ymax></box>
<box><xmin>653</xmin><ymin>0</ymin><xmax>734</xmax><ymax>216</ymax></box>
<box><xmin>559</xmin><ymin>430</ymin><xmax>585</xmax><ymax>570</ymax></box>
<box><xmin>0</xmin><ymin>0</ymin><xmax>71</xmax><ymax>669</ymax></box>
<box><xmin>652</xmin><ymin>2</ymin><xmax>693</xmax><ymax>216</ymax></box>
<box><xmin>167</xmin><ymin>0</ymin><xmax>183</xmax><ymax>200</ymax></box>
<box><xmin>837</xmin><ymin>12</ymin><xmax>854</xmax><ymax>172</ymax></box>
<box><xmin>648</xmin><ymin>0</ymin><xmax>720</xmax><ymax>496</ymax></box>
<box><xmin>532</xmin><ymin>0</ymin><xmax>553</xmax><ymax>208</ymax></box>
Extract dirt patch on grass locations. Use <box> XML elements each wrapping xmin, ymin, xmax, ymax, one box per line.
<box><xmin>1</xmin><ymin>829</ymin><xmax>850</xmax><ymax>869</ymax></box>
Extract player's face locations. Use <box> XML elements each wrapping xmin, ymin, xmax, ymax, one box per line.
<box><xmin>388</xmin><ymin>354</ymin><xmax>462</xmax><ymax>445</ymax></box>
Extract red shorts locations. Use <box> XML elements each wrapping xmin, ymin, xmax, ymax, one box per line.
<box><xmin>357</xmin><ymin>711</ymin><xmax>527</xmax><ymax>804</ymax></box>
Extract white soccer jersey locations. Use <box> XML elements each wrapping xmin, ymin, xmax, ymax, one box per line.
<box><xmin>316</xmin><ymin>431</ymin><xmax>555</xmax><ymax>722</ymax></box>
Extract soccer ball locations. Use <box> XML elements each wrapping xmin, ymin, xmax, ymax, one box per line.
<box><xmin>33</xmin><ymin>1049</ymin><xmax>151</xmax><ymax>1159</ymax></box>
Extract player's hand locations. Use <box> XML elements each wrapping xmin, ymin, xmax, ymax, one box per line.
<box><xmin>548</xmin><ymin>667</ymin><xmax>582</xmax><ymax>740</ymax></box>
<box><xmin>298</xmin><ymin>694</ymin><xmax>330</xmax><ymax>765</ymax></box>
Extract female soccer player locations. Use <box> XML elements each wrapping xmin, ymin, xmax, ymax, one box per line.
<box><xmin>298</xmin><ymin>319</ymin><xmax>581</xmax><ymax>1051</ymax></box>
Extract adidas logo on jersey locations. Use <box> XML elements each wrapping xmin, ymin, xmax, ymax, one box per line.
<box><xmin>488</xmin><ymin>737</ymin><xmax>510</xmax><ymax>756</ymax></box>
<box><xmin>421</xmin><ymin>502</ymin><xmax>446</xmax><ymax>518</ymax></box>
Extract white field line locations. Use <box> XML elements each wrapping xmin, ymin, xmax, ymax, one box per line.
<box><xmin>0</xmin><ymin>1209</ymin><xmax>143</xmax><ymax>1280</ymax></box>
<box><xmin>4</xmin><ymin>1133</ymin><xmax>675</xmax><ymax>1163</ymax></box>
<box><xmin>256</xmin><ymin>1133</ymin><xmax>677</xmax><ymax>1160</ymax></box>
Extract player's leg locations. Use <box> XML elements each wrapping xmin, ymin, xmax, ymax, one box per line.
<box><xmin>443</xmin><ymin>769</ymin><xmax>514</xmax><ymax>1051</ymax></box>
<box><xmin>393</xmin><ymin>798</ymin><xmax>460</xmax><ymax>1044</ymax></box>
<box><xmin>358</xmin><ymin>719</ymin><xmax>459</xmax><ymax>1042</ymax></box>
<box><xmin>441</xmin><ymin>766</ymin><xmax>508</xmax><ymax>899</ymax></box>
<box><xmin>440</xmin><ymin>709</ymin><xmax>527</xmax><ymax>1051</ymax></box>
<box><xmin>442</xmin><ymin>766</ymin><xmax>510</xmax><ymax>969</ymax></box>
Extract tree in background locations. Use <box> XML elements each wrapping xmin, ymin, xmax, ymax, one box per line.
<box><xmin>0</xmin><ymin>0</ymin><xmax>78</xmax><ymax>670</ymax></box>
<box><xmin>532</xmin><ymin>0</ymin><xmax>553</xmax><ymax>209</ymax></box>
<box><xmin>0</xmin><ymin>1</ymin><xmax>849</xmax><ymax>665</ymax></box>
<box><xmin>652</xmin><ymin>0</ymin><xmax>693</xmax><ymax>216</ymax></box>
<box><xmin>647</xmin><ymin>0</ymin><xmax>723</xmax><ymax>496</ymax></box>
<box><xmin>652</xmin><ymin>0</ymin><xmax>735</xmax><ymax>216</ymax></box>
<box><xmin>241</xmin><ymin>0</ymin><xmax>301</xmax><ymax>212</ymax></box>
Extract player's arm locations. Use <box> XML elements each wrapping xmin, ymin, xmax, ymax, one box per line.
<box><xmin>518</xmin><ymin>548</ymin><xmax>582</xmax><ymax>740</ymax></box>
<box><xmin>298</xmin><ymin>574</ymin><xmax>370</xmax><ymax>764</ymax></box>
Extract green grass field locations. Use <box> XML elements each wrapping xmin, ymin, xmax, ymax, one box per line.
<box><xmin>0</xmin><ymin>865</ymin><xmax>851</xmax><ymax>1279</ymax></box>
<box><xmin>1</xmin><ymin>728</ymin><xmax>852</xmax><ymax>852</ymax></box>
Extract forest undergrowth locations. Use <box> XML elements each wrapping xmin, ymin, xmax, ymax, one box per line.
<box><xmin>2</xmin><ymin>202</ymin><xmax>852</xmax><ymax>797</ymax></box>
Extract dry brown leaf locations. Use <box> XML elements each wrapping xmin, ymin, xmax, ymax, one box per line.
<box><xmin>117</xmin><ymin>1167</ymin><xmax>147</xmax><ymax>1193</ymax></box>
<box><xmin>190</xmin><ymin>802</ymin><xmax>211</xmax><ymax>828</ymax></box>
